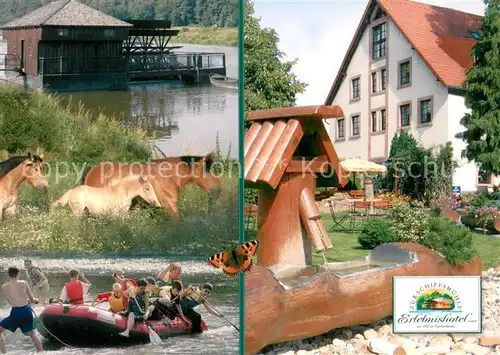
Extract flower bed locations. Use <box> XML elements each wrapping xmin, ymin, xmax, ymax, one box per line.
<box><xmin>461</xmin><ymin>206</ymin><xmax>500</xmax><ymax>233</ymax></box>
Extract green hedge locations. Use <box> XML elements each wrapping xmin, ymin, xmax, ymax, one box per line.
<box><xmin>358</xmin><ymin>204</ymin><xmax>477</xmax><ymax>266</ymax></box>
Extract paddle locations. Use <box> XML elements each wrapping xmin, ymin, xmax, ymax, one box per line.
<box><xmin>191</xmin><ymin>289</ymin><xmax>239</xmax><ymax>332</ymax></box>
<box><xmin>131</xmin><ymin>294</ymin><xmax>162</xmax><ymax>345</ymax></box>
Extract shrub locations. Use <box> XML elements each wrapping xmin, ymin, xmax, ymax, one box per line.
<box><xmin>430</xmin><ymin>192</ymin><xmax>461</xmax><ymax>211</ymax></box>
<box><xmin>375</xmin><ymin>192</ymin><xmax>412</xmax><ymax>206</ymax></box>
<box><xmin>388</xmin><ymin>203</ymin><xmax>430</xmax><ymax>243</ymax></box>
<box><xmin>244</xmin><ymin>188</ymin><xmax>258</xmax><ymax>205</ymax></box>
<box><xmin>423</xmin><ymin>217</ymin><xmax>476</xmax><ymax>265</ymax></box>
<box><xmin>358</xmin><ymin>219</ymin><xmax>395</xmax><ymax>249</ymax></box>
<box><xmin>381</xmin><ymin>131</ymin><xmax>455</xmax><ymax>201</ymax></box>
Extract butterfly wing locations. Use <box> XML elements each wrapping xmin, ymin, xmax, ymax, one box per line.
<box><xmin>237</xmin><ymin>254</ymin><xmax>253</xmax><ymax>273</ymax></box>
<box><xmin>236</xmin><ymin>240</ymin><xmax>260</xmax><ymax>257</ymax></box>
<box><xmin>221</xmin><ymin>250</ymin><xmax>241</xmax><ymax>276</ymax></box>
<box><xmin>208</xmin><ymin>252</ymin><xmax>227</xmax><ymax>269</ymax></box>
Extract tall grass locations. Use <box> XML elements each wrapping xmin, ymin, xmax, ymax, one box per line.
<box><xmin>0</xmin><ymin>85</ymin><xmax>239</xmax><ymax>255</ymax></box>
<box><xmin>0</xmin><ymin>171</ymin><xmax>238</xmax><ymax>256</ymax></box>
<box><xmin>0</xmin><ymin>84</ymin><xmax>152</xmax><ymax>164</ymax></box>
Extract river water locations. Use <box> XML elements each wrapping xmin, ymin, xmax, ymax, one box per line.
<box><xmin>0</xmin><ymin>256</ymin><xmax>239</xmax><ymax>354</ymax></box>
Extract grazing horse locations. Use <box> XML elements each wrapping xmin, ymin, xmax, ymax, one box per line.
<box><xmin>0</xmin><ymin>153</ymin><xmax>49</xmax><ymax>221</ymax></box>
<box><xmin>52</xmin><ymin>175</ymin><xmax>162</xmax><ymax>216</ymax></box>
<box><xmin>82</xmin><ymin>154</ymin><xmax>222</xmax><ymax>221</ymax></box>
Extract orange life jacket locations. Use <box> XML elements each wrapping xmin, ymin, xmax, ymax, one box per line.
<box><xmin>65</xmin><ymin>282</ymin><xmax>84</xmax><ymax>305</ymax></box>
<box><xmin>109</xmin><ymin>293</ymin><xmax>127</xmax><ymax>313</ymax></box>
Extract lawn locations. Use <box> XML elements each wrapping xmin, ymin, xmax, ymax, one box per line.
<box><xmin>247</xmin><ymin>214</ymin><xmax>500</xmax><ymax>270</ymax></box>
<box><xmin>170</xmin><ymin>26</ymin><xmax>238</xmax><ymax>46</ymax></box>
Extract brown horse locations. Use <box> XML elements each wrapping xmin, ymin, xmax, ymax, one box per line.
<box><xmin>82</xmin><ymin>154</ymin><xmax>222</xmax><ymax>221</ymax></box>
<box><xmin>53</xmin><ymin>174</ymin><xmax>161</xmax><ymax>216</ymax></box>
<box><xmin>0</xmin><ymin>153</ymin><xmax>49</xmax><ymax>221</ymax></box>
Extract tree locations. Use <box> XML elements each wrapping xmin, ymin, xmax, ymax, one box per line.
<box><xmin>243</xmin><ymin>0</ymin><xmax>307</xmax><ymax>129</ymax></box>
<box><xmin>383</xmin><ymin>131</ymin><xmax>455</xmax><ymax>201</ymax></box>
<box><xmin>456</xmin><ymin>0</ymin><xmax>500</xmax><ymax>176</ymax></box>
<box><xmin>0</xmin><ymin>0</ymin><xmax>238</xmax><ymax>28</ymax></box>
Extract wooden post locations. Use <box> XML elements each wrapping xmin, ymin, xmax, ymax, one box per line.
<box><xmin>257</xmin><ymin>173</ymin><xmax>315</xmax><ymax>267</ymax></box>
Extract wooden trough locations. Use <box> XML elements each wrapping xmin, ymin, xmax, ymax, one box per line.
<box><xmin>243</xmin><ymin>105</ymin><xmax>483</xmax><ymax>354</ymax></box>
<box><xmin>245</xmin><ymin>243</ymin><xmax>482</xmax><ymax>354</ymax></box>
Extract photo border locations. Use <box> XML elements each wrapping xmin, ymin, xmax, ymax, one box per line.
<box><xmin>238</xmin><ymin>0</ymin><xmax>246</xmax><ymax>353</ymax></box>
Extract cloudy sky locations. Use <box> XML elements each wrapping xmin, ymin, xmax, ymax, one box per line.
<box><xmin>251</xmin><ymin>0</ymin><xmax>486</xmax><ymax>106</ymax></box>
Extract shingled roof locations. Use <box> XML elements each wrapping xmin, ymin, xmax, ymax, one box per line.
<box><xmin>1</xmin><ymin>0</ymin><xmax>133</xmax><ymax>29</ymax></box>
<box><xmin>245</xmin><ymin>105</ymin><xmax>347</xmax><ymax>189</ymax></box>
<box><xmin>325</xmin><ymin>0</ymin><xmax>483</xmax><ymax>104</ymax></box>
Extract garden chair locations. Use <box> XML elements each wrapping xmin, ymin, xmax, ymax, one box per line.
<box><xmin>244</xmin><ymin>204</ymin><xmax>258</xmax><ymax>232</ymax></box>
<box><xmin>371</xmin><ymin>199</ymin><xmax>390</xmax><ymax>218</ymax></box>
<box><xmin>328</xmin><ymin>200</ymin><xmax>353</xmax><ymax>233</ymax></box>
<box><xmin>349</xmin><ymin>200</ymin><xmax>372</xmax><ymax>231</ymax></box>
<box><xmin>349</xmin><ymin>190</ymin><xmax>365</xmax><ymax>199</ymax></box>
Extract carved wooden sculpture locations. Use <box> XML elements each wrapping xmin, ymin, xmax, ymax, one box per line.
<box><xmin>245</xmin><ymin>105</ymin><xmax>346</xmax><ymax>267</ymax></box>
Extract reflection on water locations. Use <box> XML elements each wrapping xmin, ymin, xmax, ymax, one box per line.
<box><xmin>58</xmin><ymin>43</ymin><xmax>239</xmax><ymax>159</ymax></box>
<box><xmin>59</xmin><ymin>81</ymin><xmax>238</xmax><ymax>159</ymax></box>
<box><xmin>0</xmin><ymin>257</ymin><xmax>238</xmax><ymax>354</ymax></box>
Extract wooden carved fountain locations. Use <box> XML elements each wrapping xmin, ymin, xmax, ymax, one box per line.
<box><xmin>244</xmin><ymin>105</ymin><xmax>483</xmax><ymax>355</ymax></box>
<box><xmin>245</xmin><ymin>105</ymin><xmax>346</xmax><ymax>267</ymax></box>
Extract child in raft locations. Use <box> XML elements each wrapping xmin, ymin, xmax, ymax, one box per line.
<box><xmin>0</xmin><ymin>267</ymin><xmax>43</xmax><ymax>353</ymax></box>
<box><xmin>118</xmin><ymin>278</ymin><xmax>149</xmax><ymax>338</ymax></box>
<box><xmin>92</xmin><ymin>283</ymin><xmax>128</xmax><ymax>313</ymax></box>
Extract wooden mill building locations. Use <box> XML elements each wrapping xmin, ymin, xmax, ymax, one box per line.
<box><xmin>1</xmin><ymin>0</ymin><xmax>132</xmax><ymax>90</ymax></box>
<box><xmin>1</xmin><ymin>1</ymin><xmax>227</xmax><ymax>91</ymax></box>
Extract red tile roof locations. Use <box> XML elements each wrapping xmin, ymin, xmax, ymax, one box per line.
<box><xmin>325</xmin><ymin>0</ymin><xmax>483</xmax><ymax>104</ymax></box>
<box><xmin>378</xmin><ymin>0</ymin><xmax>482</xmax><ymax>87</ymax></box>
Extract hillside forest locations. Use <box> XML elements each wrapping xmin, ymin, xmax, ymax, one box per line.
<box><xmin>0</xmin><ymin>0</ymin><xmax>238</xmax><ymax>27</ymax></box>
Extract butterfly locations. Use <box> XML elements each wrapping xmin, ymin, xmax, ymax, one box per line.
<box><xmin>208</xmin><ymin>240</ymin><xmax>260</xmax><ymax>276</ymax></box>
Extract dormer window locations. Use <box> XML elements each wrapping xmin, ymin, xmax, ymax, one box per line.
<box><xmin>372</xmin><ymin>23</ymin><xmax>387</xmax><ymax>60</ymax></box>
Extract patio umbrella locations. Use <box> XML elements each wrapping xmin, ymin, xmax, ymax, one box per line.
<box><xmin>341</xmin><ymin>158</ymin><xmax>387</xmax><ymax>174</ymax></box>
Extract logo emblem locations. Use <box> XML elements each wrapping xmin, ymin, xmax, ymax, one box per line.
<box><xmin>393</xmin><ymin>276</ymin><xmax>481</xmax><ymax>333</ymax></box>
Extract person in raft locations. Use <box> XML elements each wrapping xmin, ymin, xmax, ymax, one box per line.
<box><xmin>113</xmin><ymin>270</ymin><xmax>137</xmax><ymax>291</ymax></box>
<box><xmin>156</xmin><ymin>263</ymin><xmax>181</xmax><ymax>286</ymax></box>
<box><xmin>92</xmin><ymin>283</ymin><xmax>127</xmax><ymax>313</ymax></box>
<box><xmin>118</xmin><ymin>278</ymin><xmax>149</xmax><ymax>338</ymax></box>
<box><xmin>58</xmin><ymin>269</ymin><xmax>92</xmax><ymax>305</ymax></box>
<box><xmin>24</xmin><ymin>260</ymin><xmax>50</xmax><ymax>305</ymax></box>
<box><xmin>181</xmin><ymin>283</ymin><xmax>223</xmax><ymax>334</ymax></box>
<box><xmin>0</xmin><ymin>267</ymin><xmax>43</xmax><ymax>353</ymax></box>
<box><xmin>144</xmin><ymin>277</ymin><xmax>188</xmax><ymax>324</ymax></box>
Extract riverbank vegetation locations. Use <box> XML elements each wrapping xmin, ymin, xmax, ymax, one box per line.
<box><xmin>171</xmin><ymin>26</ymin><xmax>238</xmax><ymax>46</ymax></box>
<box><xmin>0</xmin><ymin>84</ymin><xmax>239</xmax><ymax>255</ymax></box>
<box><xmin>1</xmin><ymin>0</ymin><xmax>238</xmax><ymax>28</ymax></box>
